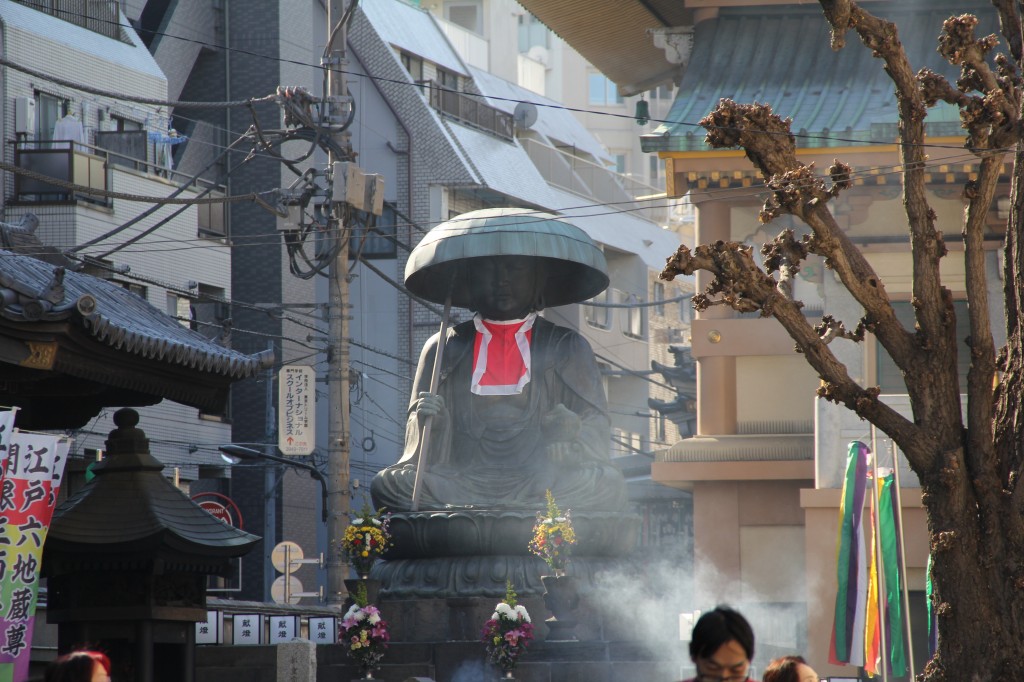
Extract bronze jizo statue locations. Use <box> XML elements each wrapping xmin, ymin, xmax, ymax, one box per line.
<box><xmin>371</xmin><ymin>253</ymin><xmax>628</xmax><ymax>512</ymax></box>
<box><xmin>370</xmin><ymin>208</ymin><xmax>636</xmax><ymax>598</ymax></box>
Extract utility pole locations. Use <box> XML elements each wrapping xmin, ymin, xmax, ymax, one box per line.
<box><xmin>325</xmin><ymin>0</ymin><xmax>352</xmax><ymax>607</ymax></box>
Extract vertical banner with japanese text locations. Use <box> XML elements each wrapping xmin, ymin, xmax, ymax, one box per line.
<box><xmin>278</xmin><ymin>365</ymin><xmax>315</xmax><ymax>456</ymax></box>
<box><xmin>0</xmin><ymin>429</ymin><xmax>70</xmax><ymax>682</ymax></box>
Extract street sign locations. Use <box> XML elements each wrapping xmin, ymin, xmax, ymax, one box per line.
<box><xmin>271</xmin><ymin>575</ymin><xmax>303</xmax><ymax>605</ymax></box>
<box><xmin>278</xmin><ymin>365</ymin><xmax>315</xmax><ymax>455</ymax></box>
<box><xmin>192</xmin><ymin>492</ymin><xmax>244</xmax><ymax>529</ymax></box>
<box><xmin>271</xmin><ymin>541</ymin><xmax>303</xmax><ymax>573</ymax></box>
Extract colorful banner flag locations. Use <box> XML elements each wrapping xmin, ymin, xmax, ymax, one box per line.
<box><xmin>0</xmin><ymin>429</ymin><xmax>70</xmax><ymax>682</ymax></box>
<box><xmin>863</xmin><ymin>471</ymin><xmax>909</xmax><ymax>677</ymax></box>
<box><xmin>878</xmin><ymin>473</ymin><xmax>907</xmax><ymax>676</ymax></box>
<box><xmin>864</xmin><ymin>478</ymin><xmax>882</xmax><ymax>675</ymax></box>
<box><xmin>829</xmin><ymin>440</ymin><xmax>870</xmax><ymax>667</ymax></box>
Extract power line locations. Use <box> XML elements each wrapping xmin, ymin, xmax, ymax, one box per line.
<box><xmin>3</xmin><ymin>3</ymin><xmax>999</xmax><ymax>153</ymax></box>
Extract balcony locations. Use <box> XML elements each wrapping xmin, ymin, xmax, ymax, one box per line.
<box><xmin>423</xmin><ymin>81</ymin><xmax>514</xmax><ymax>141</ymax></box>
<box><xmin>14</xmin><ymin>142</ymin><xmax>110</xmax><ymax>207</ymax></box>
<box><xmin>517</xmin><ymin>54</ymin><xmax>546</xmax><ymax>96</ymax></box>
<box><xmin>435</xmin><ymin>17</ymin><xmax>489</xmax><ymax>71</ymax></box>
<box><xmin>15</xmin><ymin>0</ymin><xmax>125</xmax><ymax>41</ymax></box>
<box><xmin>11</xmin><ymin>138</ymin><xmax>227</xmax><ymax>237</ymax></box>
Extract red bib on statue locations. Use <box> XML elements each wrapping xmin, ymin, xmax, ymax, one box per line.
<box><xmin>471</xmin><ymin>313</ymin><xmax>536</xmax><ymax>395</ymax></box>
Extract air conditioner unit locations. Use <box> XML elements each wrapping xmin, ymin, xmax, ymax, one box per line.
<box><xmin>15</xmin><ymin>97</ymin><xmax>36</xmax><ymax>135</ymax></box>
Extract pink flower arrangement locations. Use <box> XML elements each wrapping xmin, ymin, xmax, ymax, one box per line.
<box><xmin>481</xmin><ymin>581</ymin><xmax>534</xmax><ymax>674</ymax></box>
<box><xmin>340</xmin><ymin>583</ymin><xmax>390</xmax><ymax>675</ymax></box>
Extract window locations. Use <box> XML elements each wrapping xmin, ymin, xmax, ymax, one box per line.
<box><xmin>656</xmin><ymin>413</ymin><xmax>667</xmax><ymax>443</ymax></box>
<box><xmin>115</xmin><ymin>280</ymin><xmax>148</xmax><ymax>300</ymax></box>
<box><xmin>110</xmin><ymin>115</ymin><xmax>142</xmax><ymax>132</ymax></box>
<box><xmin>446</xmin><ymin>1</ymin><xmax>482</xmax><ymax>34</ymax></box>
<box><xmin>679</xmin><ymin>295</ymin><xmax>693</xmax><ymax>323</ymax></box>
<box><xmin>613</xmin><ymin>153</ymin><xmax>627</xmax><ymax>174</ymax></box>
<box><xmin>877</xmin><ymin>300</ymin><xmax>970</xmax><ymax>393</ymax></box>
<box><xmin>437</xmin><ymin>68</ymin><xmax>459</xmax><ymax>91</ymax></box>
<box><xmin>649</xmin><ymin>153</ymin><xmax>660</xmax><ymax>182</ymax></box>
<box><xmin>518</xmin><ymin>13</ymin><xmax>549</xmax><ymax>52</ymax></box>
<box><xmin>653</xmin><ymin>282</ymin><xmax>665</xmax><ymax>316</ymax></box>
<box><xmin>401</xmin><ymin>52</ymin><xmax>423</xmax><ymax>83</ymax></box>
<box><xmin>350</xmin><ymin>203</ymin><xmax>397</xmax><ymax>259</ymax></box>
<box><xmin>35</xmin><ymin>92</ymin><xmax>68</xmax><ymax>144</ymax></box>
<box><xmin>585</xmin><ymin>288</ymin><xmax>612</xmax><ymax>329</ymax></box>
<box><xmin>192</xmin><ymin>285</ymin><xmax>229</xmax><ymax>342</ymax></box>
<box><xmin>623</xmin><ymin>292</ymin><xmax>644</xmax><ymax>339</ymax></box>
<box><xmin>587</xmin><ymin>74</ymin><xmax>621</xmax><ymax>106</ymax></box>
<box><xmin>168</xmin><ymin>292</ymin><xmax>195</xmax><ymax>329</ymax></box>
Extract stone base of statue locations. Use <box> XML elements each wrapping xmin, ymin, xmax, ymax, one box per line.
<box><xmin>370</xmin><ymin>509</ymin><xmax>640</xmax><ymax>598</ymax></box>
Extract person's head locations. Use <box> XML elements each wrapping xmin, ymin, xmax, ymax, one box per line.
<box><xmin>45</xmin><ymin>650</ymin><xmax>111</xmax><ymax>682</ymax></box>
<box><xmin>689</xmin><ymin>606</ymin><xmax>755</xmax><ymax>681</ymax></box>
<box><xmin>466</xmin><ymin>255</ymin><xmax>547</xmax><ymax>320</ymax></box>
<box><xmin>762</xmin><ymin>655</ymin><xmax>819</xmax><ymax>682</ymax></box>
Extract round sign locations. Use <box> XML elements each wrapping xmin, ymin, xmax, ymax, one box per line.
<box><xmin>271</xmin><ymin>575</ymin><xmax>303</xmax><ymax>605</ymax></box>
<box><xmin>271</xmin><ymin>541</ymin><xmax>304</xmax><ymax>573</ymax></box>
<box><xmin>191</xmin><ymin>492</ymin><xmax>244</xmax><ymax>529</ymax></box>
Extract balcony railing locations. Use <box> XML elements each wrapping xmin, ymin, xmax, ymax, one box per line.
<box><xmin>13</xmin><ymin>143</ymin><xmax>110</xmax><ymax>206</ymax></box>
<box><xmin>15</xmin><ymin>0</ymin><xmax>126</xmax><ymax>42</ymax></box>
<box><xmin>11</xmin><ymin>138</ymin><xmax>227</xmax><ymax>236</ymax></box>
<box><xmin>435</xmin><ymin>17</ymin><xmax>489</xmax><ymax>71</ymax></box>
<box><xmin>422</xmin><ymin>81</ymin><xmax>514</xmax><ymax>141</ymax></box>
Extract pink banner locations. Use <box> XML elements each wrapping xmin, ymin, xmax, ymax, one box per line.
<box><xmin>0</xmin><ymin>428</ymin><xmax>70</xmax><ymax>682</ymax></box>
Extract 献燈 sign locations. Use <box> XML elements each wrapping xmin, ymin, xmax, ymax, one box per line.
<box><xmin>278</xmin><ymin>365</ymin><xmax>315</xmax><ymax>456</ymax></box>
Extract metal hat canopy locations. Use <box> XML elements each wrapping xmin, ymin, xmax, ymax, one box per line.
<box><xmin>404</xmin><ymin>207</ymin><xmax>610</xmax><ymax>308</ymax></box>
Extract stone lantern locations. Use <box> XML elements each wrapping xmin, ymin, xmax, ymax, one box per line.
<box><xmin>42</xmin><ymin>409</ymin><xmax>259</xmax><ymax>682</ymax></box>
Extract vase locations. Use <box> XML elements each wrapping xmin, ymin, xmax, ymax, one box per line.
<box><xmin>541</xmin><ymin>574</ymin><xmax>580</xmax><ymax>641</ymax></box>
<box><xmin>343</xmin><ymin>577</ymin><xmax>382</xmax><ymax>609</ymax></box>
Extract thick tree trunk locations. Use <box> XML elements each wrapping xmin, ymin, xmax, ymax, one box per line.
<box><xmin>658</xmin><ymin>3</ymin><xmax>1024</xmax><ymax>676</ymax></box>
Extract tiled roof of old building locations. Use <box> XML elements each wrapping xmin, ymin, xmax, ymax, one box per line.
<box><xmin>643</xmin><ymin>2</ymin><xmax>997</xmax><ymax>153</ymax></box>
<box><xmin>0</xmin><ymin>249</ymin><xmax>269</xmax><ymax>378</ymax></box>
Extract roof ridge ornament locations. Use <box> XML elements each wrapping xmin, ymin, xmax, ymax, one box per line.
<box><xmin>648</xmin><ymin>26</ymin><xmax>695</xmax><ymax>67</ymax></box>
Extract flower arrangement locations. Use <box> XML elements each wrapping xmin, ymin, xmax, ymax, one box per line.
<box><xmin>340</xmin><ymin>503</ymin><xmax>392</xmax><ymax>577</ymax></box>
<box><xmin>481</xmin><ymin>581</ymin><xmax>534</xmax><ymax>674</ymax></box>
<box><xmin>340</xmin><ymin>582</ymin><xmax>390</xmax><ymax>676</ymax></box>
<box><xmin>528</xmin><ymin>490</ymin><xmax>576</xmax><ymax>574</ymax></box>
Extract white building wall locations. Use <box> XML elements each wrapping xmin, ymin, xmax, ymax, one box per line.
<box><xmin>0</xmin><ymin>8</ymin><xmax>237</xmax><ymax>476</ymax></box>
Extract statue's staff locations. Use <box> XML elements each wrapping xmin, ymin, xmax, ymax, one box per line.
<box><xmin>410</xmin><ymin>284</ymin><xmax>452</xmax><ymax>512</ymax></box>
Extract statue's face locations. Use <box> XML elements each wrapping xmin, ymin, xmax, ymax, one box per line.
<box><xmin>469</xmin><ymin>255</ymin><xmax>542</xmax><ymax>320</ymax></box>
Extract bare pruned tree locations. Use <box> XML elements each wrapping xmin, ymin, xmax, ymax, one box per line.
<box><xmin>660</xmin><ymin>2</ymin><xmax>1024</xmax><ymax>680</ymax></box>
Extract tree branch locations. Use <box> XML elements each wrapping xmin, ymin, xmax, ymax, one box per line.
<box><xmin>661</xmin><ymin>242</ymin><xmax>925</xmax><ymax>457</ymax></box>
<box><xmin>698</xmin><ymin>100</ymin><xmax>919</xmax><ymax>373</ymax></box>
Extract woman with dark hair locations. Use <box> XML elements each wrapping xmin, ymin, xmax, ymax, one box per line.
<box><xmin>44</xmin><ymin>650</ymin><xmax>111</xmax><ymax>682</ymax></box>
<box><xmin>762</xmin><ymin>655</ymin><xmax>820</xmax><ymax>682</ymax></box>
<box><xmin>681</xmin><ymin>606</ymin><xmax>756</xmax><ymax>682</ymax></box>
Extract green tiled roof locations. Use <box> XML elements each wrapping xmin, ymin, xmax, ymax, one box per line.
<box><xmin>642</xmin><ymin>2</ymin><xmax>996</xmax><ymax>153</ymax></box>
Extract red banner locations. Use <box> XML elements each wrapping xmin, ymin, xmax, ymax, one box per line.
<box><xmin>0</xmin><ymin>424</ymin><xmax>70</xmax><ymax>682</ymax></box>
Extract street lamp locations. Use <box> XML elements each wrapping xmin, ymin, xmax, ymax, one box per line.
<box><xmin>218</xmin><ymin>445</ymin><xmax>328</xmax><ymax>522</ymax></box>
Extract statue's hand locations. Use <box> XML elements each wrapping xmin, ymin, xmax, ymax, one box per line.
<box><xmin>413</xmin><ymin>392</ymin><xmax>445</xmax><ymax>421</ymax></box>
<box><xmin>542</xmin><ymin>404</ymin><xmax>582</xmax><ymax>464</ymax></box>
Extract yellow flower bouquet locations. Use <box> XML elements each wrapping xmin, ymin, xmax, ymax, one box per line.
<box><xmin>528</xmin><ymin>490</ymin><xmax>576</xmax><ymax>575</ymax></box>
<box><xmin>340</xmin><ymin>503</ymin><xmax>392</xmax><ymax>577</ymax></box>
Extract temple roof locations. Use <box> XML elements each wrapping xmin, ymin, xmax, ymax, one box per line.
<box><xmin>0</xmin><ymin>219</ymin><xmax>273</xmax><ymax>428</ymax></box>
<box><xmin>642</xmin><ymin>1</ymin><xmax>997</xmax><ymax>153</ymax></box>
